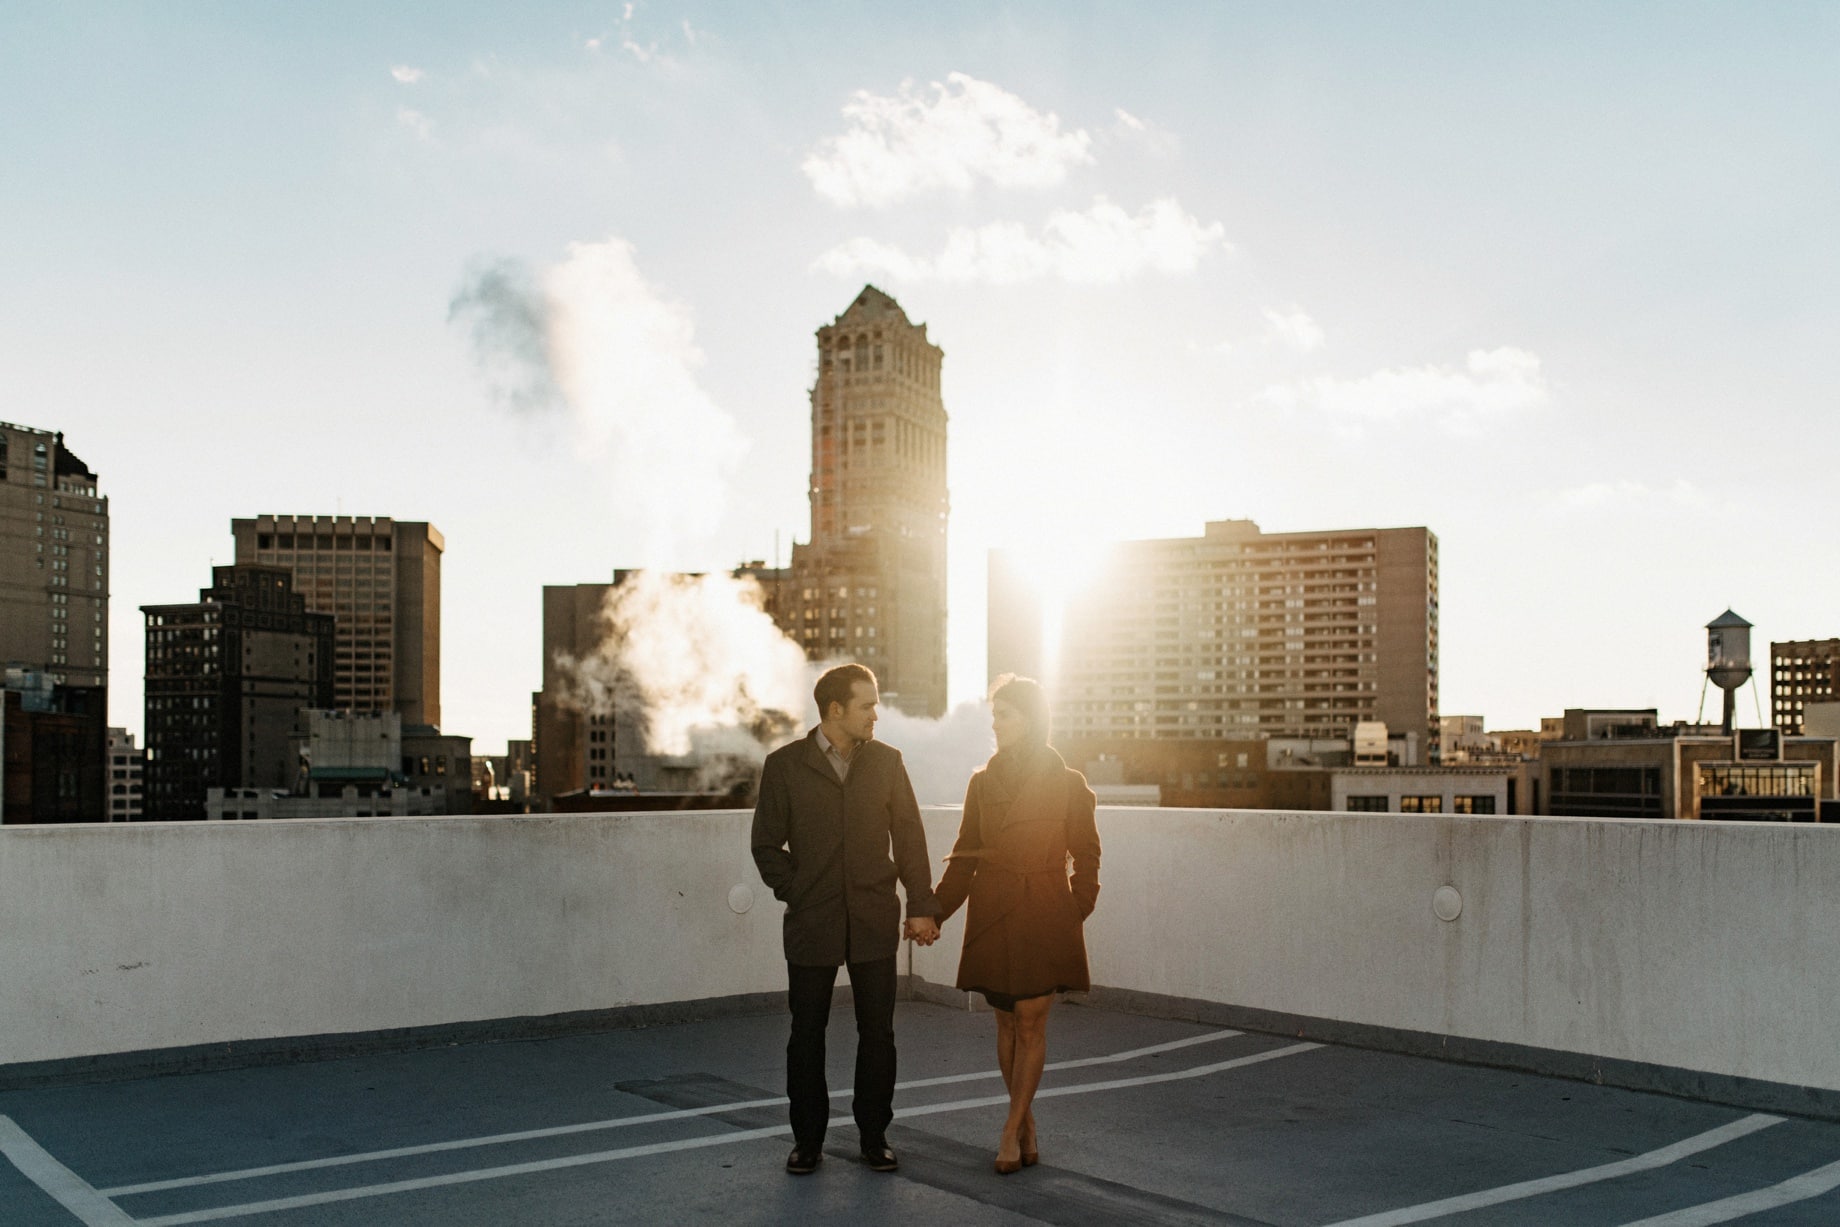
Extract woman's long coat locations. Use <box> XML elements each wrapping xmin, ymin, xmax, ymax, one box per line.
<box><xmin>933</xmin><ymin>747</ymin><xmax>1101</xmax><ymax>998</ymax></box>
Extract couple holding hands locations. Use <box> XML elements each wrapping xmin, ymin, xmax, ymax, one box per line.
<box><xmin>750</xmin><ymin>664</ymin><xmax>1102</xmax><ymax>1177</ymax></box>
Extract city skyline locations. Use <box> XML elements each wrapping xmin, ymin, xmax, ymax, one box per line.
<box><xmin>6</xmin><ymin>4</ymin><xmax>1839</xmax><ymax>751</ymax></box>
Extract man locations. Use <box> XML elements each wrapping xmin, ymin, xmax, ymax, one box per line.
<box><xmin>751</xmin><ymin>663</ymin><xmax>940</xmax><ymax>1175</ymax></box>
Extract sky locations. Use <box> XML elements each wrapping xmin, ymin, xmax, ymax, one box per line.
<box><xmin>4</xmin><ymin>2</ymin><xmax>1838</xmax><ymax>752</ymax></box>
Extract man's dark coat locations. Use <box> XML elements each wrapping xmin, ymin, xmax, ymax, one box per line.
<box><xmin>751</xmin><ymin>729</ymin><xmax>938</xmax><ymax>966</ymax></box>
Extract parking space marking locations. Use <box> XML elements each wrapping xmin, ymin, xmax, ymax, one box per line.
<box><xmin>103</xmin><ymin>1025</ymin><xmax>1247</xmax><ymax>1196</ymax></box>
<box><xmin>126</xmin><ymin>1040</ymin><xmax>1322</xmax><ymax>1224</ymax></box>
<box><xmin>0</xmin><ymin>1115</ymin><xmax>137</xmax><ymax>1226</ymax></box>
<box><xmin>1319</xmin><ymin>1112</ymin><xmax>1784</xmax><ymax>1227</ymax></box>
<box><xmin>900</xmin><ymin>1026</ymin><xmax>1244</xmax><ymax>1089</ymax></box>
<box><xmin>1617</xmin><ymin>1155</ymin><xmax>1840</xmax><ymax>1226</ymax></box>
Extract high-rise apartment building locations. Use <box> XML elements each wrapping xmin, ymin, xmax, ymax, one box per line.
<box><xmin>231</xmin><ymin>516</ymin><xmax>442</xmax><ymax>726</ymax></box>
<box><xmin>777</xmin><ymin>287</ymin><xmax>949</xmax><ymax>717</ymax></box>
<box><xmin>1771</xmin><ymin>639</ymin><xmax>1840</xmax><ymax>736</ymax></box>
<box><xmin>142</xmin><ymin>565</ymin><xmax>334</xmax><ymax>820</ymax></box>
<box><xmin>0</xmin><ymin>421</ymin><xmax>108</xmax><ymax>688</ymax></box>
<box><xmin>989</xmin><ymin>519</ymin><xmax>1440</xmax><ymax>757</ymax></box>
<box><xmin>107</xmin><ymin>726</ymin><xmax>143</xmax><ymax>821</ymax></box>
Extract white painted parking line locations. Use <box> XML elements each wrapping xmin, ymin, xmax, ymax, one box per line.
<box><xmin>128</xmin><ymin>1040</ymin><xmax>1322</xmax><ymax>1225</ymax></box>
<box><xmin>1320</xmin><ymin>1112</ymin><xmax>1784</xmax><ymax>1227</ymax></box>
<box><xmin>900</xmin><ymin>1026</ymin><xmax>1244</xmax><ymax>1089</ymax></box>
<box><xmin>1617</xmin><ymin>1155</ymin><xmax>1840</xmax><ymax>1226</ymax></box>
<box><xmin>104</xmin><ymin>1025</ymin><xmax>1246</xmax><ymax>1196</ymax></box>
<box><xmin>0</xmin><ymin>1115</ymin><xmax>137</xmax><ymax>1226</ymax></box>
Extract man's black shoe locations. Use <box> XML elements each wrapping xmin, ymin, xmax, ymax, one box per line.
<box><xmin>860</xmin><ymin>1140</ymin><xmax>898</xmax><ymax>1172</ymax></box>
<box><xmin>786</xmin><ymin>1144</ymin><xmax>822</xmax><ymax>1175</ymax></box>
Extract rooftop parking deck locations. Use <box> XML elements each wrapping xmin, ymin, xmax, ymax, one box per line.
<box><xmin>3</xmin><ymin>806</ymin><xmax>1838</xmax><ymax>1223</ymax></box>
<box><xmin>6</xmin><ymin>999</ymin><xmax>1840</xmax><ymax>1226</ymax></box>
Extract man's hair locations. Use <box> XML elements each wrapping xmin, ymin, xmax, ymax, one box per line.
<box><xmin>815</xmin><ymin>663</ymin><xmax>877</xmax><ymax>720</ymax></box>
<box><xmin>989</xmin><ymin>673</ymin><xmax>1051</xmax><ymax>743</ymax></box>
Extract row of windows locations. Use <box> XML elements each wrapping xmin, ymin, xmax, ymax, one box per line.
<box><xmin>1695</xmin><ymin>764</ymin><xmax>1814</xmax><ymax>799</ymax></box>
<box><xmin>255</xmin><ymin>533</ymin><xmax>394</xmax><ymax>552</ymax></box>
<box><xmin>1345</xmin><ymin>795</ymin><xmax>1496</xmax><ymax>814</ymax></box>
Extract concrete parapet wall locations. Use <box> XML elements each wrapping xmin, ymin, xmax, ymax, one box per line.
<box><xmin>921</xmin><ymin>808</ymin><xmax>1840</xmax><ymax>1097</ymax></box>
<box><xmin>0</xmin><ymin>812</ymin><xmax>785</xmax><ymax>1068</ymax></box>
<box><xmin>3</xmin><ymin>808</ymin><xmax>1837</xmax><ymax>1101</ymax></box>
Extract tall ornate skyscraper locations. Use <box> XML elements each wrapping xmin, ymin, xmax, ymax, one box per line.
<box><xmin>780</xmin><ymin>287</ymin><xmax>949</xmax><ymax>716</ymax></box>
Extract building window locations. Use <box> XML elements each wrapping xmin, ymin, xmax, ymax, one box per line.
<box><xmin>1453</xmin><ymin>795</ymin><xmax>1497</xmax><ymax>815</ymax></box>
<box><xmin>1399</xmin><ymin>795</ymin><xmax>1443</xmax><ymax>813</ymax></box>
<box><xmin>1345</xmin><ymin>795</ymin><xmax>1388</xmax><ymax>812</ymax></box>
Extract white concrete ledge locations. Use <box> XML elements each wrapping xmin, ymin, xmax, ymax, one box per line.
<box><xmin>3</xmin><ymin>808</ymin><xmax>1837</xmax><ymax>1109</ymax></box>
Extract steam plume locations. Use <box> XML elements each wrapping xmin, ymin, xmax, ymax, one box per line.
<box><xmin>449</xmin><ymin>238</ymin><xmax>747</xmax><ymax>558</ymax></box>
<box><xmin>553</xmin><ymin>570</ymin><xmax>996</xmax><ymax>801</ymax></box>
<box><xmin>553</xmin><ymin>571</ymin><xmax>808</xmax><ymax>764</ymax></box>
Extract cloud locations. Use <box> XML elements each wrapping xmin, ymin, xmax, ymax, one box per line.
<box><xmin>1262</xmin><ymin>347</ymin><xmax>1549</xmax><ymax>430</ymax></box>
<box><xmin>813</xmin><ymin>196</ymin><xmax>1227</xmax><ymax>285</ymax></box>
<box><xmin>448</xmin><ymin>238</ymin><xmax>747</xmax><ymax>555</ymax></box>
<box><xmin>804</xmin><ymin>73</ymin><xmax>1094</xmax><ymax>208</ymax></box>
<box><xmin>390</xmin><ymin>65</ymin><xmax>424</xmax><ymax>84</ymax></box>
<box><xmin>1262</xmin><ymin>307</ymin><xmax>1325</xmax><ymax>354</ymax></box>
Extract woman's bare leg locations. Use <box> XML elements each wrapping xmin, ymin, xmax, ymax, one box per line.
<box><xmin>997</xmin><ymin>996</ymin><xmax>1053</xmax><ymax>1167</ymax></box>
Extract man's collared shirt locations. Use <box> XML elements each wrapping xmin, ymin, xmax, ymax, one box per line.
<box><xmin>816</xmin><ymin>728</ymin><xmax>853</xmax><ymax>782</ymax></box>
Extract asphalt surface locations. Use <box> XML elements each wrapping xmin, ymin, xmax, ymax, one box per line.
<box><xmin>3</xmin><ymin>999</ymin><xmax>1839</xmax><ymax>1226</ymax></box>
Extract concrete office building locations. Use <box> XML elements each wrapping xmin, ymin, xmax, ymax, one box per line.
<box><xmin>107</xmin><ymin>726</ymin><xmax>143</xmax><ymax>822</ymax></box>
<box><xmin>2</xmin><ymin>668</ymin><xmax>107</xmax><ymax>823</ymax></box>
<box><xmin>1059</xmin><ymin>735</ymin><xmax>1332</xmax><ymax>811</ymax></box>
<box><xmin>1542</xmin><ymin>708</ymin><xmax>1838</xmax><ymax>822</ymax></box>
<box><xmin>203</xmin><ymin>708</ymin><xmax>468</xmax><ymax>819</ymax></box>
<box><xmin>232</xmin><ymin>516</ymin><xmax>442</xmax><ymax>726</ymax></box>
<box><xmin>990</xmin><ymin>519</ymin><xmax>1439</xmax><ymax>758</ymax></box>
<box><xmin>0</xmin><ymin>421</ymin><xmax>108</xmax><ymax>689</ymax></box>
<box><xmin>776</xmin><ymin>286</ymin><xmax>949</xmax><ymax>717</ymax></box>
<box><xmin>141</xmin><ymin>566</ymin><xmax>335</xmax><ymax>821</ymax></box>
<box><xmin>1772</xmin><ymin>639</ymin><xmax>1840</xmax><ymax>736</ymax></box>
<box><xmin>1334</xmin><ymin>764</ymin><xmax>1538</xmax><ymax>816</ymax></box>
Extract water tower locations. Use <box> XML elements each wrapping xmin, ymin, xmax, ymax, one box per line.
<box><xmin>1705</xmin><ymin>610</ymin><xmax>1753</xmax><ymax>735</ymax></box>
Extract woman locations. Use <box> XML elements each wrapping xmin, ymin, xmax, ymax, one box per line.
<box><xmin>932</xmin><ymin>674</ymin><xmax>1101</xmax><ymax>1174</ymax></box>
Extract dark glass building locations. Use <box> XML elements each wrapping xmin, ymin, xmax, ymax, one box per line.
<box><xmin>141</xmin><ymin>566</ymin><xmax>334</xmax><ymax>820</ymax></box>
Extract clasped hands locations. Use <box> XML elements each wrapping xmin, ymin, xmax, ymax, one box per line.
<box><xmin>903</xmin><ymin>916</ymin><xmax>940</xmax><ymax>946</ymax></box>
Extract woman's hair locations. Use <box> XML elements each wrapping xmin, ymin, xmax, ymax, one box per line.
<box><xmin>989</xmin><ymin>673</ymin><xmax>1050</xmax><ymax>744</ymax></box>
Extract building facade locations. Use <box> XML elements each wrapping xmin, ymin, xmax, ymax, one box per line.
<box><xmin>141</xmin><ymin>566</ymin><xmax>335</xmax><ymax>820</ymax></box>
<box><xmin>775</xmin><ymin>287</ymin><xmax>949</xmax><ymax>717</ymax></box>
<box><xmin>1059</xmin><ymin>735</ymin><xmax>1332</xmax><ymax>811</ymax></box>
<box><xmin>0</xmin><ymin>421</ymin><xmax>108</xmax><ymax>689</ymax></box>
<box><xmin>2</xmin><ymin>669</ymin><xmax>107</xmax><ymax>823</ymax></box>
<box><xmin>1771</xmin><ymin>639</ymin><xmax>1840</xmax><ymax>736</ymax></box>
<box><xmin>231</xmin><ymin>516</ymin><xmax>442</xmax><ymax>726</ymax></box>
<box><xmin>990</xmin><ymin>519</ymin><xmax>1440</xmax><ymax>757</ymax></box>
<box><xmin>107</xmin><ymin>726</ymin><xmax>143</xmax><ymax>821</ymax></box>
<box><xmin>203</xmin><ymin>708</ymin><xmax>469</xmax><ymax>819</ymax></box>
<box><xmin>1332</xmin><ymin>764</ymin><xmax>1537</xmax><ymax>815</ymax></box>
<box><xmin>1542</xmin><ymin>709</ymin><xmax>1839</xmax><ymax>821</ymax></box>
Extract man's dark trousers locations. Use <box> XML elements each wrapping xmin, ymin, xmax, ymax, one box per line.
<box><xmin>786</xmin><ymin>956</ymin><xmax>898</xmax><ymax>1148</ymax></box>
